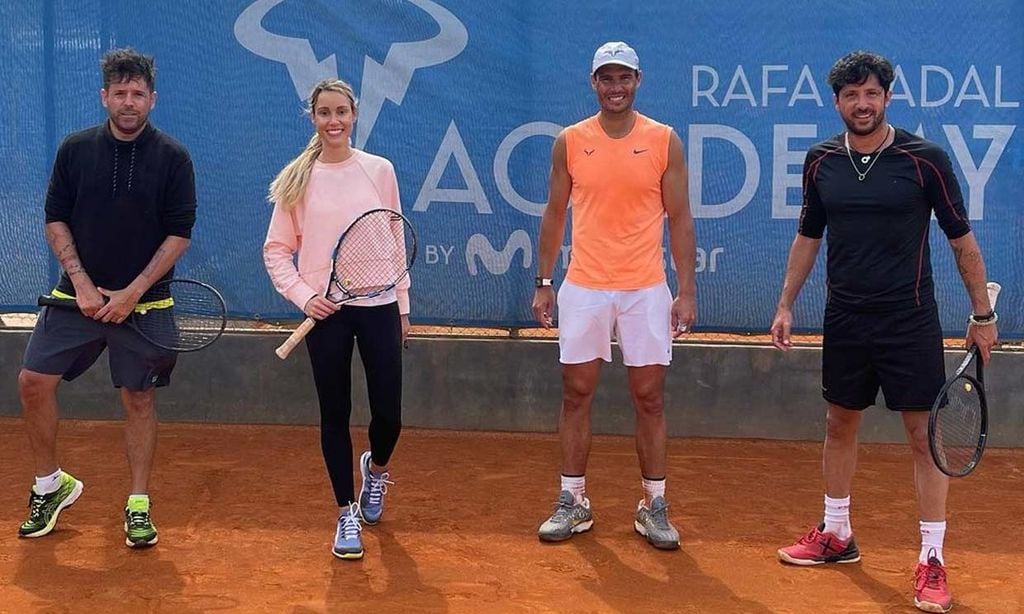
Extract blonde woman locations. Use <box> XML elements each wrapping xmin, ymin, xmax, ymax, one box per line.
<box><xmin>264</xmin><ymin>79</ymin><xmax>409</xmax><ymax>560</ymax></box>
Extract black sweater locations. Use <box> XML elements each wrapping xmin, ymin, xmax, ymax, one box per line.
<box><xmin>45</xmin><ymin>121</ymin><xmax>196</xmax><ymax>297</ymax></box>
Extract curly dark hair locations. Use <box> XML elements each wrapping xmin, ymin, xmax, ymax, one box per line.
<box><xmin>827</xmin><ymin>51</ymin><xmax>894</xmax><ymax>95</ymax></box>
<box><xmin>100</xmin><ymin>47</ymin><xmax>156</xmax><ymax>91</ymax></box>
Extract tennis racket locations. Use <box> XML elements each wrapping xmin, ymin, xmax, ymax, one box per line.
<box><xmin>38</xmin><ymin>278</ymin><xmax>227</xmax><ymax>352</ymax></box>
<box><xmin>274</xmin><ymin>208</ymin><xmax>416</xmax><ymax>360</ymax></box>
<box><xmin>927</xmin><ymin>281</ymin><xmax>1001</xmax><ymax>478</ymax></box>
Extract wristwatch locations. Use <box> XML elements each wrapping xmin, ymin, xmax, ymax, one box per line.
<box><xmin>535</xmin><ymin>276</ymin><xmax>553</xmax><ymax>288</ymax></box>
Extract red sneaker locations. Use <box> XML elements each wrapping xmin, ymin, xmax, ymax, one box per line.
<box><xmin>778</xmin><ymin>523</ymin><xmax>861</xmax><ymax>566</ymax></box>
<box><xmin>913</xmin><ymin>555</ymin><xmax>953</xmax><ymax>613</ymax></box>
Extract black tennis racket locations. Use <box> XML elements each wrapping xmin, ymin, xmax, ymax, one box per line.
<box><xmin>38</xmin><ymin>278</ymin><xmax>227</xmax><ymax>352</ymax></box>
<box><xmin>928</xmin><ymin>281</ymin><xmax>1001</xmax><ymax>477</ymax></box>
<box><xmin>275</xmin><ymin>207</ymin><xmax>416</xmax><ymax>359</ymax></box>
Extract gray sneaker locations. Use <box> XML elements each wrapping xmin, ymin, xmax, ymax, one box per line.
<box><xmin>538</xmin><ymin>490</ymin><xmax>593</xmax><ymax>542</ymax></box>
<box><xmin>634</xmin><ymin>496</ymin><xmax>680</xmax><ymax>550</ymax></box>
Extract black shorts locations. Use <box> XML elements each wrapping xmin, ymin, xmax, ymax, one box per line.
<box><xmin>22</xmin><ymin>306</ymin><xmax>177</xmax><ymax>391</ymax></box>
<box><xmin>822</xmin><ymin>303</ymin><xmax>945</xmax><ymax>411</ymax></box>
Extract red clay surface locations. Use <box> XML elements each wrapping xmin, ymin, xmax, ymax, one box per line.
<box><xmin>1</xmin><ymin>417</ymin><xmax>1022</xmax><ymax>613</ymax></box>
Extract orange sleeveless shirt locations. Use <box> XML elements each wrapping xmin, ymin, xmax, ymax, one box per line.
<box><xmin>564</xmin><ymin>113</ymin><xmax>672</xmax><ymax>290</ymax></box>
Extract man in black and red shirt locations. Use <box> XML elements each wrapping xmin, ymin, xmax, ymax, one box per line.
<box><xmin>770</xmin><ymin>51</ymin><xmax>998</xmax><ymax>613</ymax></box>
<box><xmin>17</xmin><ymin>48</ymin><xmax>196</xmax><ymax>549</ymax></box>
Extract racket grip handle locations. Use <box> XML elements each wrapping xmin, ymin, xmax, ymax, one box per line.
<box><xmin>275</xmin><ymin>317</ymin><xmax>317</xmax><ymax>359</ymax></box>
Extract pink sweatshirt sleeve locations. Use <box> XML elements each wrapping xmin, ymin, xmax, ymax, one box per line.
<box><xmin>381</xmin><ymin>161</ymin><xmax>411</xmax><ymax>315</ymax></box>
<box><xmin>263</xmin><ymin>202</ymin><xmax>319</xmax><ymax>311</ymax></box>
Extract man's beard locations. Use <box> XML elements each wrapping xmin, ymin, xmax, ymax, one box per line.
<box><xmin>111</xmin><ymin>111</ymin><xmax>146</xmax><ymax>136</ymax></box>
<box><xmin>842</xmin><ymin>111</ymin><xmax>886</xmax><ymax>137</ymax></box>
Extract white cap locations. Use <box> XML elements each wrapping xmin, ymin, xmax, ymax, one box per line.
<box><xmin>592</xmin><ymin>41</ymin><xmax>640</xmax><ymax>74</ymax></box>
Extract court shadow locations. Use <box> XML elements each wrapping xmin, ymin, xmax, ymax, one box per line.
<box><xmin>832</xmin><ymin>564</ymin><xmax>983</xmax><ymax>614</ymax></box>
<box><xmin>12</xmin><ymin>530</ymin><xmax>208</xmax><ymax>613</ymax></box>
<box><xmin>572</xmin><ymin>537</ymin><xmax>775</xmax><ymax>613</ymax></box>
<box><xmin>292</xmin><ymin>523</ymin><xmax>448</xmax><ymax>614</ymax></box>
<box><xmin>373</xmin><ymin>523</ymin><xmax>448</xmax><ymax>612</ymax></box>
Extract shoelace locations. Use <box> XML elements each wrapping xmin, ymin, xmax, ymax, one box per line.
<box><xmin>127</xmin><ymin>510</ymin><xmax>151</xmax><ymax>530</ymax></box>
<box><xmin>27</xmin><ymin>493</ymin><xmax>47</xmax><ymax>520</ymax></box>
<box><xmin>915</xmin><ymin>560</ymin><xmax>947</xmax><ymax>591</ymax></box>
<box><xmin>367</xmin><ymin>472</ymin><xmax>393</xmax><ymax>506</ymax></box>
<box><xmin>798</xmin><ymin>527</ymin><xmax>823</xmax><ymax>545</ymax></box>
<box><xmin>550</xmin><ymin>496</ymin><xmax>578</xmax><ymax>520</ymax></box>
<box><xmin>339</xmin><ymin>504</ymin><xmax>363</xmax><ymax>540</ymax></box>
<box><xmin>647</xmin><ymin>500</ymin><xmax>672</xmax><ymax>529</ymax></box>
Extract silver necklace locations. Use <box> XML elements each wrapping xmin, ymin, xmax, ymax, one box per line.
<box><xmin>845</xmin><ymin>125</ymin><xmax>892</xmax><ymax>181</ymax></box>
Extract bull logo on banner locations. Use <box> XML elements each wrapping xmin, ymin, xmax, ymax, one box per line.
<box><xmin>234</xmin><ymin>0</ymin><xmax>468</xmax><ymax>149</ymax></box>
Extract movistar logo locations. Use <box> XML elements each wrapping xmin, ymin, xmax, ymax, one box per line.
<box><xmin>234</xmin><ymin>0</ymin><xmax>468</xmax><ymax>149</ymax></box>
<box><xmin>465</xmin><ymin>230</ymin><xmax>532</xmax><ymax>276</ymax></box>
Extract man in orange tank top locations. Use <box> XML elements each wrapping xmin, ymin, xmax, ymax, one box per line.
<box><xmin>532</xmin><ymin>41</ymin><xmax>697</xmax><ymax>550</ymax></box>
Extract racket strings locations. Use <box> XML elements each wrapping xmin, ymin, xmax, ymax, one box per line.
<box><xmin>932</xmin><ymin>376</ymin><xmax>983</xmax><ymax>472</ymax></box>
<box><xmin>133</xmin><ymin>281</ymin><xmax>226</xmax><ymax>351</ymax></box>
<box><xmin>332</xmin><ymin>212</ymin><xmax>414</xmax><ymax>297</ymax></box>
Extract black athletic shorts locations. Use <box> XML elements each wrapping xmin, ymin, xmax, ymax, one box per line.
<box><xmin>23</xmin><ymin>306</ymin><xmax>176</xmax><ymax>390</ymax></box>
<box><xmin>821</xmin><ymin>303</ymin><xmax>945</xmax><ymax>411</ymax></box>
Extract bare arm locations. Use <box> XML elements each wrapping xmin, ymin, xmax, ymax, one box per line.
<box><xmin>770</xmin><ymin>234</ymin><xmax>822</xmax><ymax>349</ymax></box>
<box><xmin>531</xmin><ymin>132</ymin><xmax>571</xmax><ymax>328</ymax></box>
<box><xmin>663</xmin><ymin>130</ymin><xmax>697</xmax><ymax>335</ymax></box>
<box><xmin>949</xmin><ymin>232</ymin><xmax>991</xmax><ymax>314</ymax></box>
<box><xmin>94</xmin><ymin>235</ymin><xmax>191</xmax><ymax>323</ymax></box>
<box><xmin>45</xmin><ymin>221</ymin><xmax>104</xmax><ymax>316</ymax></box>
<box><xmin>949</xmin><ymin>231</ymin><xmax>998</xmax><ymax>362</ymax></box>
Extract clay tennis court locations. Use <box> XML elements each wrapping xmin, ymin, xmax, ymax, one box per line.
<box><xmin>1</xmin><ymin>417</ymin><xmax>1022</xmax><ymax>613</ymax></box>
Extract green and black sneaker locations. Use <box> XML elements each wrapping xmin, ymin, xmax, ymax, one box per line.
<box><xmin>19</xmin><ymin>471</ymin><xmax>84</xmax><ymax>538</ymax></box>
<box><xmin>124</xmin><ymin>496</ymin><xmax>159</xmax><ymax>548</ymax></box>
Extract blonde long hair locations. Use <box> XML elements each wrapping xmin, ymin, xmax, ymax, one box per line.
<box><xmin>267</xmin><ymin>79</ymin><xmax>358</xmax><ymax>210</ymax></box>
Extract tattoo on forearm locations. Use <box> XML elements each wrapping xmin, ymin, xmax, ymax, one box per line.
<box><xmin>47</xmin><ymin>227</ymin><xmax>86</xmax><ymax>277</ymax></box>
<box><xmin>953</xmin><ymin>246</ymin><xmax>982</xmax><ymax>277</ymax></box>
<box><xmin>140</xmin><ymin>247</ymin><xmax>168</xmax><ymax>281</ymax></box>
<box><xmin>56</xmin><ymin>243</ymin><xmax>75</xmax><ymax>259</ymax></box>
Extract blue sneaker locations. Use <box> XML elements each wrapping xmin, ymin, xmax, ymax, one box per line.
<box><xmin>358</xmin><ymin>451</ymin><xmax>393</xmax><ymax>525</ymax></box>
<box><xmin>333</xmin><ymin>504</ymin><xmax>363</xmax><ymax>560</ymax></box>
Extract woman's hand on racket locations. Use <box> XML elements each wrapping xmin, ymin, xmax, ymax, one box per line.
<box><xmin>400</xmin><ymin>314</ymin><xmax>410</xmax><ymax>343</ymax></box>
<box><xmin>770</xmin><ymin>306</ymin><xmax>793</xmax><ymax>351</ymax></box>
<box><xmin>532</xmin><ymin>287</ymin><xmax>555</xmax><ymax>328</ymax></box>
<box><xmin>304</xmin><ymin>296</ymin><xmax>339</xmax><ymax>320</ymax></box>
<box><xmin>966</xmin><ymin>321</ymin><xmax>998</xmax><ymax>363</ymax></box>
<box><xmin>671</xmin><ymin>294</ymin><xmax>696</xmax><ymax>338</ymax></box>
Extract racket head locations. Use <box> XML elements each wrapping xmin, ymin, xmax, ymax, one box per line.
<box><xmin>328</xmin><ymin>208</ymin><xmax>416</xmax><ymax>302</ymax></box>
<box><xmin>130</xmin><ymin>279</ymin><xmax>227</xmax><ymax>352</ymax></box>
<box><xmin>928</xmin><ymin>349</ymin><xmax>988</xmax><ymax>477</ymax></box>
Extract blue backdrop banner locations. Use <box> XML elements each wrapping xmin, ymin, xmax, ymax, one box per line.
<box><xmin>1</xmin><ymin>1</ymin><xmax>1020</xmax><ymax>336</ymax></box>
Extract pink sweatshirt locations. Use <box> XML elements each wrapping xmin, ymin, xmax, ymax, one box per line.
<box><xmin>263</xmin><ymin>150</ymin><xmax>410</xmax><ymax>314</ymax></box>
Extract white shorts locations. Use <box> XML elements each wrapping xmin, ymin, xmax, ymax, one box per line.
<box><xmin>557</xmin><ymin>280</ymin><xmax>673</xmax><ymax>367</ymax></box>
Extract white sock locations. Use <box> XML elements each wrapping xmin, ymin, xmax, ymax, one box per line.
<box><xmin>641</xmin><ymin>477</ymin><xmax>666</xmax><ymax>507</ymax></box>
<box><xmin>920</xmin><ymin>521</ymin><xmax>946</xmax><ymax>564</ymax></box>
<box><xmin>823</xmin><ymin>495</ymin><xmax>852</xmax><ymax>540</ymax></box>
<box><xmin>34</xmin><ymin>469</ymin><xmax>62</xmax><ymax>495</ymax></box>
<box><xmin>560</xmin><ymin>475</ymin><xmax>586</xmax><ymax>505</ymax></box>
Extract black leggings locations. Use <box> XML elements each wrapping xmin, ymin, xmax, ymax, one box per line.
<box><xmin>305</xmin><ymin>302</ymin><xmax>403</xmax><ymax>506</ymax></box>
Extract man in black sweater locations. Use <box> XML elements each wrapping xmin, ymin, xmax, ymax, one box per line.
<box><xmin>17</xmin><ymin>48</ymin><xmax>196</xmax><ymax>548</ymax></box>
<box><xmin>770</xmin><ymin>51</ymin><xmax>997</xmax><ymax>613</ymax></box>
